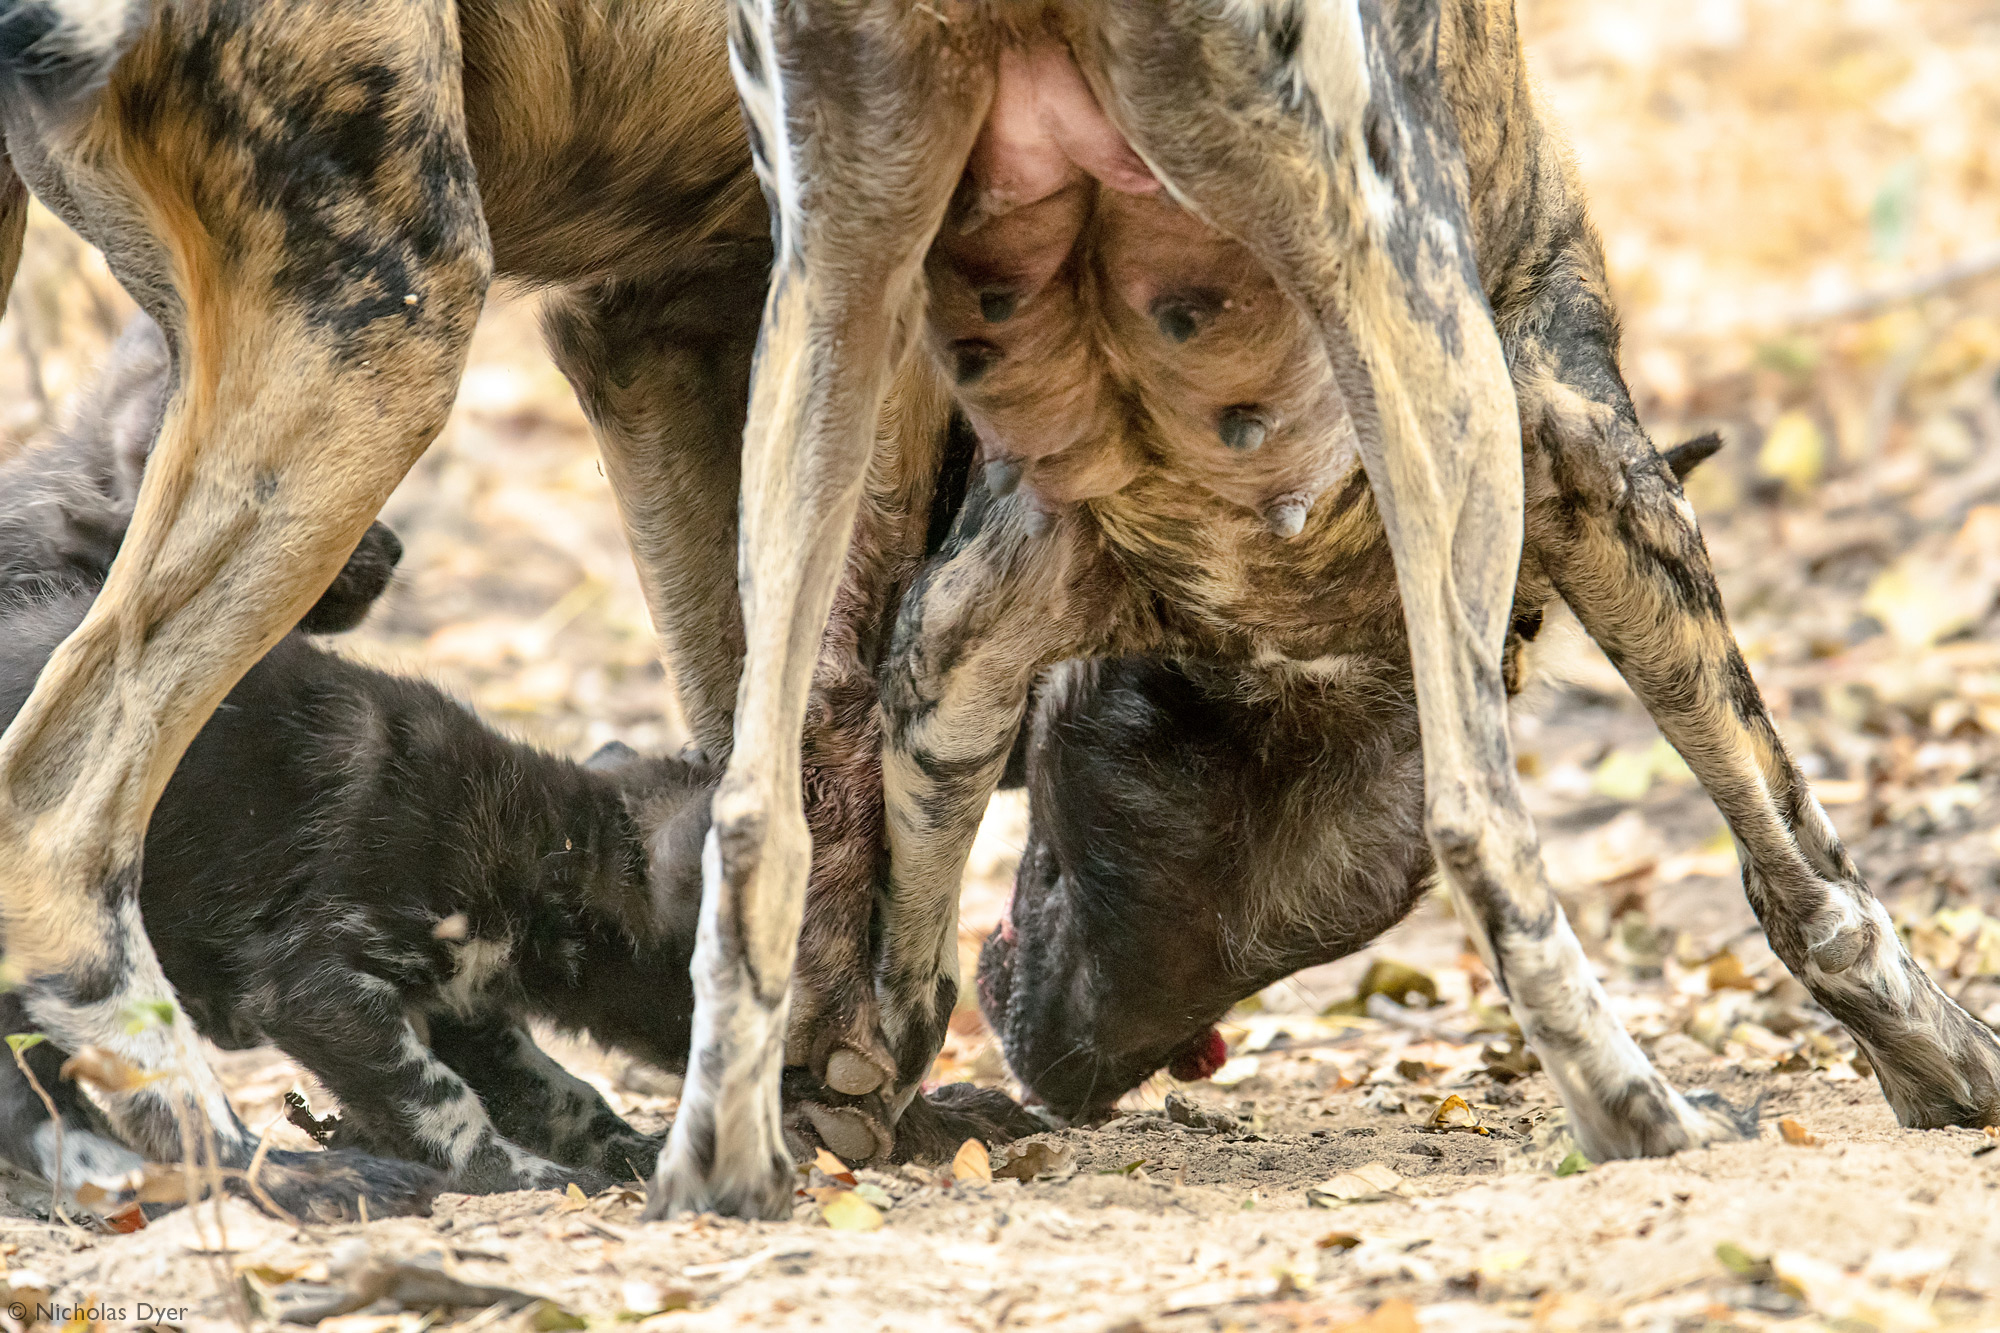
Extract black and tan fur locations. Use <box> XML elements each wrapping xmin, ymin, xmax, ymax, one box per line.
<box><xmin>976</xmin><ymin>436</ymin><xmax>1728</xmax><ymax>1117</ymax></box>
<box><xmin>0</xmin><ymin>573</ymin><xmax>713</xmax><ymax>1199</ymax></box>
<box><xmin>700</xmin><ymin>0</ymin><xmax>2000</xmax><ymax>1218</ymax></box>
<box><xmin>2</xmin><ymin>0</ymin><xmax>1997</xmax><ymax>1223</ymax></box>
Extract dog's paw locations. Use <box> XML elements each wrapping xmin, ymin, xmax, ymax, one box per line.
<box><xmin>889</xmin><ymin>1084</ymin><xmax>1045</xmax><ymax>1166</ymax></box>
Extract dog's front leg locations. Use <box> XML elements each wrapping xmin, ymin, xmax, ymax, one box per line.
<box><xmin>646</xmin><ymin>3</ymin><xmax>991</xmax><ymax>1218</ymax></box>
<box><xmin>0</xmin><ymin>0</ymin><xmax>488</xmax><ymax>1216</ymax></box>
<box><xmin>1090</xmin><ymin>2</ymin><xmax>1743</xmax><ymax>1159</ymax></box>
<box><xmin>427</xmin><ymin>1014</ymin><xmax>660</xmax><ymax>1183</ymax></box>
<box><xmin>860</xmin><ymin>485</ymin><xmax>1118</xmax><ymax>1149</ymax></box>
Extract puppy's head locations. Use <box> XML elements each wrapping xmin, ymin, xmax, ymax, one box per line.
<box><xmin>584</xmin><ymin>740</ymin><xmax>720</xmax><ymax>937</ymax></box>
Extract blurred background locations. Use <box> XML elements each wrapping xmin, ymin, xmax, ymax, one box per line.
<box><xmin>2</xmin><ymin>0</ymin><xmax>1998</xmax><ymax>1124</ymax></box>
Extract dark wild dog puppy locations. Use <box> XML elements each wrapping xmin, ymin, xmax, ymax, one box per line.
<box><xmin>978</xmin><ymin>435</ymin><xmax>1722</xmax><ymax>1119</ymax></box>
<box><xmin>0</xmin><ymin>367</ymin><xmax>711</xmax><ymax>1199</ymax></box>
<box><xmin>0</xmin><ymin>346</ymin><xmax>433</xmax><ymax>1220</ymax></box>
<box><xmin>0</xmin><ymin>580</ymin><xmax>714</xmax><ymax>1201</ymax></box>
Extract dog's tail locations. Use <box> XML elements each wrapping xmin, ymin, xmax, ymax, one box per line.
<box><xmin>0</xmin><ymin>0</ymin><xmax>145</xmax><ymax>119</ymax></box>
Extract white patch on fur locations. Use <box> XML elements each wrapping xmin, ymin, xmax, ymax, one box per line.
<box><xmin>32</xmin><ymin>1122</ymin><xmax>145</xmax><ymax>1210</ymax></box>
<box><xmin>648</xmin><ymin>826</ymin><xmax>794</xmax><ymax>1216</ymax></box>
<box><xmin>396</xmin><ymin>1027</ymin><xmax>492</xmax><ymax>1170</ymax></box>
<box><xmin>497</xmin><ymin>1138</ymin><xmax>570</xmax><ymax>1187</ymax></box>
<box><xmin>20</xmin><ymin>0</ymin><xmax>138</xmax><ymax>71</ymax></box>
<box><xmin>440</xmin><ymin>937</ymin><xmax>511</xmax><ymax>1017</ymax></box>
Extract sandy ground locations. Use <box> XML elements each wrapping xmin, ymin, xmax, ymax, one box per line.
<box><xmin>4</xmin><ymin>0</ymin><xmax>2000</xmax><ymax>1329</ymax></box>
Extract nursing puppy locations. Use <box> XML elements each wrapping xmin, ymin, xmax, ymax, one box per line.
<box><xmin>979</xmin><ymin>435</ymin><xmax>1724</xmax><ymax>1120</ymax></box>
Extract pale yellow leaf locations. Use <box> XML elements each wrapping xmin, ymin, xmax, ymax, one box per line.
<box><xmin>819</xmin><ymin>1190</ymin><xmax>883</xmax><ymax>1232</ymax></box>
<box><xmin>951</xmin><ymin>1138</ymin><xmax>991</xmax><ymax>1185</ymax></box>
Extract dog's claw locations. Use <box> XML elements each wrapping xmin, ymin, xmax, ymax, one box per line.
<box><xmin>825</xmin><ymin>1046</ymin><xmax>887</xmax><ymax>1096</ymax></box>
<box><xmin>801</xmin><ymin>1102</ymin><xmax>889</xmax><ymax>1164</ymax></box>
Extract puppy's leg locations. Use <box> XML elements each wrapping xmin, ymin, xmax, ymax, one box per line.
<box><xmin>261</xmin><ymin>987</ymin><xmax>602</xmax><ymax>1195</ymax></box>
<box><xmin>647</xmin><ymin>4</ymin><xmax>989</xmax><ymax>1218</ymax></box>
<box><xmin>428</xmin><ymin>1013</ymin><xmax>659</xmax><ymax>1182</ymax></box>
<box><xmin>1089</xmin><ymin>3</ymin><xmax>1740</xmax><ymax>1158</ymax></box>
<box><xmin>0</xmin><ymin>991</ymin><xmax>148</xmax><ymax>1214</ymax></box>
<box><xmin>543</xmin><ymin>270</ymin><xmax>762</xmax><ymax>758</ymax></box>
<box><xmin>0</xmin><ymin>0</ymin><xmax>489</xmax><ymax>1208</ymax></box>
<box><xmin>1512</xmin><ymin>261</ymin><xmax>2000</xmax><ymax>1133</ymax></box>
<box><xmin>865</xmin><ymin>492</ymin><xmax>1117</xmax><ymax>1142</ymax></box>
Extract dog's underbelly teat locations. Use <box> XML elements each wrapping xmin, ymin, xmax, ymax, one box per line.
<box><xmin>927</xmin><ymin>35</ymin><xmax>1355</xmax><ymax>537</ymax></box>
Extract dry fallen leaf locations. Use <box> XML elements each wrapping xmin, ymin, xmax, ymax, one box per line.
<box><xmin>819</xmin><ymin>1190</ymin><xmax>884</xmax><ymax>1232</ymax></box>
<box><xmin>1316</xmin><ymin>1232</ymin><xmax>1364</xmax><ymax>1252</ymax></box>
<box><xmin>1427</xmin><ymin>1094</ymin><xmax>1486</xmax><ymax>1134</ymax></box>
<box><xmin>952</xmin><ymin>1138</ymin><xmax>992</xmax><ymax>1185</ymax></box>
<box><xmin>813</xmin><ymin>1148</ymin><xmax>857</xmax><ymax>1185</ymax></box>
<box><xmin>1704</xmin><ymin>950</ymin><xmax>1759</xmax><ymax>992</ymax></box>
<box><xmin>59</xmin><ymin>1046</ymin><xmax>157</xmax><ymax>1093</ymax></box>
<box><xmin>1306</xmin><ymin>1162</ymin><xmax>1403</xmax><ymax>1206</ymax></box>
<box><xmin>993</xmin><ymin>1139</ymin><xmax>1073</xmax><ymax>1182</ymax></box>
<box><xmin>1778</xmin><ymin>1117</ymin><xmax>1823</xmax><ymax>1147</ymax></box>
<box><xmin>1332</xmin><ymin>1298</ymin><xmax>1421</xmax><ymax>1333</ymax></box>
<box><xmin>555</xmin><ymin>1182</ymin><xmax>589</xmax><ymax>1213</ymax></box>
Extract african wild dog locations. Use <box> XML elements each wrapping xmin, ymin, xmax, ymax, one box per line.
<box><xmin>697</xmin><ymin>0</ymin><xmax>2000</xmax><ymax>1213</ymax></box>
<box><xmin>977</xmin><ymin>436</ymin><xmax>1722</xmax><ymax>1117</ymax></box>
<box><xmin>3</xmin><ymin>0</ymin><xmax>1996</xmax><ymax>1225</ymax></box>
<box><xmin>0</xmin><ymin>572</ymin><xmax>714</xmax><ymax>1200</ymax></box>
<box><xmin>0</xmin><ymin>315</ymin><xmax>1031</xmax><ymax>1211</ymax></box>
<box><xmin>0</xmin><ymin>0</ymin><xmax>1005</xmax><ymax>1218</ymax></box>
<box><xmin>0</xmin><ymin>335</ymin><xmax>695</xmax><ymax>1202</ymax></box>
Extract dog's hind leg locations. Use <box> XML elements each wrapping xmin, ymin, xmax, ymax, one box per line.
<box><xmin>428</xmin><ymin>1012</ymin><xmax>660</xmax><ymax>1183</ymax></box>
<box><xmin>0</xmin><ymin>0</ymin><xmax>487</xmax><ymax>1214</ymax></box>
<box><xmin>1508</xmin><ymin>227</ymin><xmax>2000</xmax><ymax>1134</ymax></box>
<box><xmin>543</xmin><ymin>270</ymin><xmax>764</xmax><ymax>759</ymax></box>
<box><xmin>260</xmin><ymin>988</ymin><xmax>603</xmax><ymax>1195</ymax></box>
<box><xmin>1087</xmin><ymin>2</ymin><xmax>1743</xmax><ymax>1160</ymax></box>
<box><xmin>645</xmin><ymin>3</ymin><xmax>990</xmax><ymax>1218</ymax></box>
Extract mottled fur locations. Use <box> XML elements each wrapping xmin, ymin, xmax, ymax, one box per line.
<box><xmin>0</xmin><ymin>581</ymin><xmax>717</xmax><ymax>1196</ymax></box>
<box><xmin>712</xmin><ymin>0</ymin><xmax>2000</xmax><ymax>1210</ymax></box>
<box><xmin>3</xmin><ymin>0</ymin><xmax>1995</xmax><ymax>1224</ymax></box>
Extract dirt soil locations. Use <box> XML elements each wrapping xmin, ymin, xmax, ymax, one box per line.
<box><xmin>5</xmin><ymin>0</ymin><xmax>2000</xmax><ymax>1329</ymax></box>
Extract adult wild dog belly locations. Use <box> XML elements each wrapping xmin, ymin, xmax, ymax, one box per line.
<box><xmin>926</xmin><ymin>34</ymin><xmax>1358</xmax><ymax>541</ymax></box>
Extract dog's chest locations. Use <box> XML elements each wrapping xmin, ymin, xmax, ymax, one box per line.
<box><xmin>925</xmin><ymin>32</ymin><xmax>1357</xmax><ymax>538</ymax></box>
<box><xmin>1090</xmin><ymin>468</ymin><xmax>1405</xmax><ymax>663</ymax></box>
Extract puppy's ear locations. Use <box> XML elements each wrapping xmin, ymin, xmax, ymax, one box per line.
<box><xmin>1663</xmin><ymin>431</ymin><xmax>1723</xmax><ymax>482</ymax></box>
<box><xmin>584</xmin><ymin>740</ymin><xmax>641</xmax><ymax>772</ymax></box>
<box><xmin>297</xmin><ymin>521</ymin><xmax>402</xmax><ymax>634</ymax></box>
